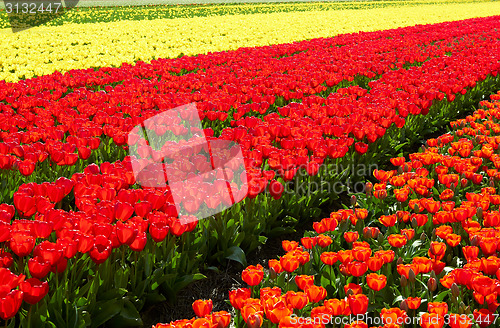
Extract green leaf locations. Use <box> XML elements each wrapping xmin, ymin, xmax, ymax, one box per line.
<box><xmin>434</xmin><ymin>290</ymin><xmax>450</xmax><ymax>302</ymax></box>
<box><xmin>225</xmin><ymin>246</ymin><xmax>247</xmax><ymax>266</ymax></box>
<box><xmin>109</xmin><ymin>299</ymin><xmax>143</xmax><ymax>328</ymax></box>
<box><xmin>90</xmin><ymin>299</ymin><xmax>124</xmax><ymax>328</ymax></box>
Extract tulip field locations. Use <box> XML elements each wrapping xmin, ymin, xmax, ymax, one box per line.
<box><xmin>1</xmin><ymin>0</ymin><xmax>500</xmax><ymax>327</ymax></box>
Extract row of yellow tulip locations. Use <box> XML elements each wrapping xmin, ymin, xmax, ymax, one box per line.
<box><xmin>1</xmin><ymin>0</ymin><xmax>500</xmax><ymax>82</ymax></box>
<box><xmin>0</xmin><ymin>0</ymin><xmax>482</xmax><ymax>29</ymax></box>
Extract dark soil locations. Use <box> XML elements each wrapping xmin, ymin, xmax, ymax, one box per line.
<box><xmin>140</xmin><ymin>225</ymin><xmax>308</xmax><ymax>327</ymax></box>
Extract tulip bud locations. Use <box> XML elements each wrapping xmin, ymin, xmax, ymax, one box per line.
<box><xmin>350</xmin><ymin>195</ymin><xmax>357</xmax><ymax>207</ymax></box>
<box><xmin>490</xmin><ymin>177</ymin><xmax>495</xmax><ymax>188</ymax></box>
<box><xmin>400</xmin><ymin>299</ymin><xmax>409</xmax><ymax>312</ymax></box>
<box><xmin>363</xmin><ymin>228</ymin><xmax>372</xmax><ymax>239</ymax></box>
<box><xmin>451</xmin><ymin>283</ymin><xmax>460</xmax><ymax>298</ymax></box>
<box><xmin>377</xmin><ymin>233</ymin><xmax>384</xmax><ymax>244</ymax></box>
<box><xmin>371</xmin><ymin>228</ymin><xmax>380</xmax><ymax>239</ymax></box>
<box><xmin>471</xmin><ymin>235</ymin><xmax>480</xmax><ymax>247</ymax></box>
<box><xmin>269</xmin><ymin>267</ymin><xmax>277</xmax><ymax>280</ymax></box>
<box><xmin>476</xmin><ymin>207</ymin><xmax>483</xmax><ymax>220</ymax></box>
<box><xmin>428</xmin><ymin>277</ymin><xmax>437</xmax><ymax>292</ymax></box>
<box><xmin>400</xmin><ymin>275</ymin><xmax>408</xmax><ymax>288</ymax></box>
<box><xmin>346</xmin><ymin>288</ymin><xmax>354</xmax><ymax>297</ymax></box>
<box><xmin>430</xmin><ymin>271</ymin><xmax>436</xmax><ymax>280</ymax></box>
<box><xmin>408</xmin><ymin>269</ymin><xmax>416</xmax><ymax>283</ymax></box>
<box><xmin>431</xmin><ymin>228</ymin><xmax>436</xmax><ymax>241</ymax></box>
<box><xmin>420</xmin><ymin>233</ymin><xmax>427</xmax><ymax>242</ymax></box>
<box><xmin>411</xmin><ymin>217</ymin><xmax>418</xmax><ymax>229</ymax></box>
<box><xmin>414</xmin><ymin>204</ymin><xmax>419</xmax><ymax>213</ymax></box>
<box><xmin>365</xmin><ymin>182</ymin><xmax>373</xmax><ymax>194</ymax></box>
<box><xmin>461</xmin><ymin>178</ymin><xmax>468</xmax><ymax>188</ymax></box>
<box><xmin>447</xmin><ymin>253</ymin><xmax>452</xmax><ymax>263</ymax></box>
<box><xmin>463</xmin><ymin>304</ymin><xmax>470</xmax><ymax>315</ymax></box>
<box><xmin>398</xmin><ymin>166</ymin><xmax>403</xmax><ymax>174</ymax></box>
<box><xmin>397</xmin><ymin>257</ymin><xmax>404</xmax><ymax>266</ymax></box>
<box><xmin>421</xmin><ymin>145</ymin><xmax>426</xmax><ymax>153</ymax></box>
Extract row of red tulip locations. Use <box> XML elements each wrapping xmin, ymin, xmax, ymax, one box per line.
<box><xmin>1</xmin><ymin>17</ymin><xmax>500</xmax><ymax>180</ymax></box>
<box><xmin>153</xmin><ymin>92</ymin><xmax>500</xmax><ymax>328</ymax></box>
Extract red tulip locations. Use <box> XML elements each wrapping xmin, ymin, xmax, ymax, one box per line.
<box><xmin>348</xmin><ymin>294</ymin><xmax>368</xmax><ymax>315</ymax></box>
<box><xmin>0</xmin><ymin>289</ymin><xmax>23</xmax><ymax>320</ymax></box>
<box><xmin>20</xmin><ymin>278</ymin><xmax>49</xmax><ymax>304</ymax></box>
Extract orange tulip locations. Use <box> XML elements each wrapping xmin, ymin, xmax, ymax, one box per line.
<box><xmin>337</xmin><ymin>250</ymin><xmax>353</xmax><ymax>264</ymax></box>
<box><xmin>277</xmin><ymin>315</ymin><xmax>298</xmax><ymax>328</ymax></box>
<box><xmin>241</xmin><ymin>303</ymin><xmax>262</xmax><ymax>324</ymax></box>
<box><xmin>265</xmin><ymin>300</ymin><xmax>292</xmax><ymax>324</ymax></box>
<box><xmin>366</xmin><ymin>273</ymin><xmax>387</xmax><ymax>291</ymax></box>
<box><xmin>428</xmin><ymin>302</ymin><xmax>448</xmax><ymax>316</ymax></box>
<box><xmin>260</xmin><ymin>287</ymin><xmax>281</xmax><ymax>301</ymax></box>
<box><xmin>348</xmin><ymin>261</ymin><xmax>368</xmax><ymax>277</ymax></box>
<box><xmin>305</xmin><ymin>285</ymin><xmax>327</xmax><ymax>303</ymax></box>
<box><xmin>301</xmin><ymin>237</ymin><xmax>317</xmax><ymax>249</ymax></box>
<box><xmin>388</xmin><ymin>234</ymin><xmax>407</xmax><ymax>248</ymax></box>
<box><xmin>295</xmin><ymin>275</ymin><xmax>315</xmax><ymax>291</ymax></box>
<box><xmin>380</xmin><ymin>307</ymin><xmax>407</xmax><ymax>325</ymax></box>
<box><xmin>269</xmin><ymin>259</ymin><xmax>283</xmax><ymax>275</ymax></box>
<box><xmin>242</xmin><ymin>264</ymin><xmax>264</xmax><ymax>286</ymax></box>
<box><xmin>344</xmin><ymin>231</ymin><xmax>359</xmax><ymax>243</ymax></box>
<box><xmin>320</xmin><ymin>252</ymin><xmax>338</xmax><ymax>265</ymax></box>
<box><xmin>428</xmin><ymin>242</ymin><xmax>447</xmax><ymax>260</ymax></box>
<box><xmin>280</xmin><ymin>254</ymin><xmax>300</xmax><ymax>273</ymax></box>
<box><xmin>285</xmin><ymin>291</ymin><xmax>308</xmax><ymax>310</ymax></box>
<box><xmin>192</xmin><ymin>318</ymin><xmax>211</xmax><ymax>328</ymax></box>
<box><xmin>246</xmin><ymin>312</ymin><xmax>263</xmax><ymax>328</ymax></box>
<box><xmin>229</xmin><ymin>288</ymin><xmax>251</xmax><ymax>310</ymax></box>
<box><xmin>420</xmin><ymin>312</ymin><xmax>444</xmax><ymax>328</ymax></box>
<box><xmin>412</xmin><ymin>257</ymin><xmax>432</xmax><ymax>274</ymax></box>
<box><xmin>379</xmin><ymin>214</ymin><xmax>397</xmax><ymax>227</ymax></box>
<box><xmin>344</xmin><ymin>283</ymin><xmax>363</xmax><ymax>295</ymax></box>
<box><xmin>448</xmin><ymin>313</ymin><xmax>472</xmax><ymax>328</ymax></box>
<box><xmin>317</xmin><ymin>234</ymin><xmax>333</xmax><ymax>248</ymax></box>
<box><xmin>366</xmin><ymin>256</ymin><xmax>383</xmax><ymax>272</ymax></box>
<box><xmin>375</xmin><ymin>250</ymin><xmax>395</xmax><ymax>264</ymax></box>
<box><xmin>401</xmin><ymin>228</ymin><xmax>415</xmax><ymax>241</ymax></box>
<box><xmin>282</xmin><ymin>240</ymin><xmax>299</xmax><ymax>252</ymax></box>
<box><xmin>345</xmin><ymin>320</ymin><xmax>369</xmax><ymax>328</ymax></box>
<box><xmin>192</xmin><ymin>299</ymin><xmax>213</xmax><ymax>317</ymax></box>
<box><xmin>352</xmin><ymin>247</ymin><xmax>372</xmax><ymax>262</ymax></box>
<box><xmin>406</xmin><ymin>297</ymin><xmax>421</xmax><ymax>310</ymax></box>
<box><xmin>324</xmin><ymin>298</ymin><xmax>348</xmax><ymax>316</ymax></box>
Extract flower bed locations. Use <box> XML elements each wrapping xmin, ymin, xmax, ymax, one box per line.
<box><xmin>1</xmin><ymin>1</ymin><xmax>500</xmax><ymax>81</ymax></box>
<box><xmin>1</xmin><ymin>16</ymin><xmax>500</xmax><ymax>328</ymax></box>
<box><xmin>153</xmin><ymin>91</ymin><xmax>500</xmax><ymax>328</ymax></box>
